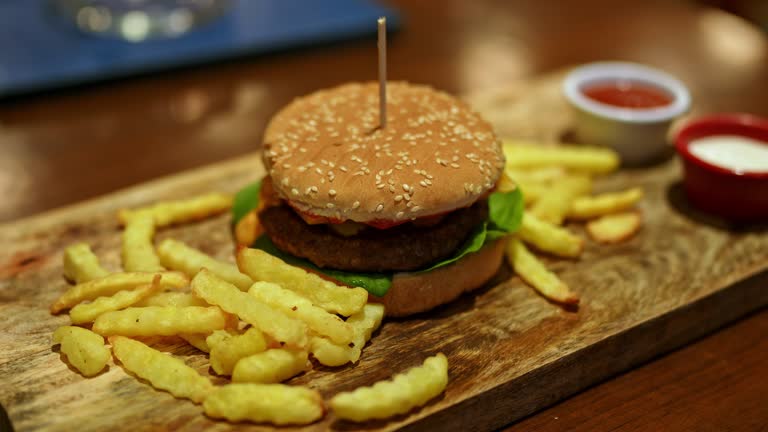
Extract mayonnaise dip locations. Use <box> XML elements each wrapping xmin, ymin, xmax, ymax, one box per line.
<box><xmin>688</xmin><ymin>135</ymin><xmax>768</xmax><ymax>173</ymax></box>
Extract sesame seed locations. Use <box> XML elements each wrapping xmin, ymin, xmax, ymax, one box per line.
<box><xmin>329</xmin><ymin>189</ymin><xmax>337</xmax><ymax>197</ymax></box>
<box><xmin>291</xmin><ymin>188</ymin><xmax>299</xmax><ymax>196</ymax></box>
<box><xmin>451</xmin><ymin>163</ymin><xmax>460</xmax><ymax>168</ymax></box>
<box><xmin>352</xmin><ymin>201</ymin><xmax>360</xmax><ymax>209</ymax></box>
<box><xmin>396</xmin><ymin>211</ymin><xmax>405</xmax><ymax>218</ymax></box>
<box><xmin>411</xmin><ymin>205</ymin><xmax>422</xmax><ymax>212</ymax></box>
<box><xmin>281</xmin><ymin>178</ymin><xmax>289</xmax><ymax>186</ymax></box>
<box><xmin>375</xmin><ymin>204</ymin><xmax>384</xmax><ymax>212</ymax></box>
<box><xmin>419</xmin><ymin>180</ymin><xmax>428</xmax><ymax>187</ymax></box>
<box><xmin>404</xmin><ymin>194</ymin><xmax>411</xmax><ymax>201</ymax></box>
<box><xmin>394</xmin><ymin>195</ymin><xmax>403</xmax><ymax>202</ymax></box>
<box><xmin>402</xmin><ymin>184</ymin><xmax>410</xmax><ymax>192</ymax></box>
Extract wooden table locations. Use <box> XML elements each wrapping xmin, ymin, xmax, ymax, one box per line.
<box><xmin>1</xmin><ymin>1</ymin><xmax>766</xmax><ymax>430</ymax></box>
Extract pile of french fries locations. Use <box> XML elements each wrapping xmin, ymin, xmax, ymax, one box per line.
<box><xmin>50</xmin><ymin>194</ymin><xmax>448</xmax><ymax>426</ymax></box>
<box><xmin>500</xmin><ymin>140</ymin><xmax>645</xmax><ymax>304</ymax></box>
<box><xmin>49</xmin><ymin>139</ymin><xmax>644</xmax><ymax>424</ymax></box>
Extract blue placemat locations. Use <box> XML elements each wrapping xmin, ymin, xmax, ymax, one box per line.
<box><xmin>0</xmin><ymin>0</ymin><xmax>399</xmax><ymax>97</ymax></box>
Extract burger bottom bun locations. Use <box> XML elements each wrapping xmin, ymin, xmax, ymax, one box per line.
<box><xmin>369</xmin><ymin>239</ymin><xmax>506</xmax><ymax>317</ymax></box>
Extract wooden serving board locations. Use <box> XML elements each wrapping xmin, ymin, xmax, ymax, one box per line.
<box><xmin>1</xmin><ymin>72</ymin><xmax>767</xmax><ymax>432</ymax></box>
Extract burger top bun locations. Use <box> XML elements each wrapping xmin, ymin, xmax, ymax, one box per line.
<box><xmin>263</xmin><ymin>82</ymin><xmax>505</xmax><ymax>223</ymax></box>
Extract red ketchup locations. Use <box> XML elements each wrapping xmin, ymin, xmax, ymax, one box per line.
<box><xmin>582</xmin><ymin>81</ymin><xmax>672</xmax><ymax>109</ymax></box>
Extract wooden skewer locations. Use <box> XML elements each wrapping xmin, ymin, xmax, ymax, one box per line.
<box><xmin>378</xmin><ymin>16</ymin><xmax>387</xmax><ymax>129</ymax></box>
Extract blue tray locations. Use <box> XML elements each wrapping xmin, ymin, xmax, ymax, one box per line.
<box><xmin>0</xmin><ymin>0</ymin><xmax>399</xmax><ymax>97</ymax></box>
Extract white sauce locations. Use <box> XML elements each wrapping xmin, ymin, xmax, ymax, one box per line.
<box><xmin>688</xmin><ymin>135</ymin><xmax>768</xmax><ymax>173</ymax></box>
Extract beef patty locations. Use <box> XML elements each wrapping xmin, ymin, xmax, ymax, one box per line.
<box><xmin>258</xmin><ymin>201</ymin><xmax>489</xmax><ymax>272</ymax></box>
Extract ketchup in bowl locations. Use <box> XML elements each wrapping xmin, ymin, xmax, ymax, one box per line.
<box><xmin>582</xmin><ymin>81</ymin><xmax>673</xmax><ymax>109</ymax></box>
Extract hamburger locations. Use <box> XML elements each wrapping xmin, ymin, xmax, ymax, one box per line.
<box><xmin>233</xmin><ymin>82</ymin><xmax>523</xmax><ymax>316</ymax></box>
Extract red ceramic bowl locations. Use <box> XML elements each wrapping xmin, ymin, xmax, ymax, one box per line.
<box><xmin>674</xmin><ymin>113</ymin><xmax>768</xmax><ymax>222</ymax></box>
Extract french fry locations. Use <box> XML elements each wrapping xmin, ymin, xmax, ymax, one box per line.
<box><xmin>497</xmin><ymin>171</ymin><xmax>543</xmax><ymax>205</ymax></box>
<box><xmin>496</xmin><ymin>171</ymin><xmax>518</xmax><ymax>193</ymax></box>
<box><xmin>180</xmin><ymin>334</ymin><xmax>210</xmax><ymax>353</ymax></box>
<box><xmin>516</xmin><ymin>181</ymin><xmax>547</xmax><ymax>205</ymax></box>
<box><xmin>135</xmin><ymin>291</ymin><xmax>209</xmax><ymax>308</ymax></box>
<box><xmin>330</xmin><ymin>353</ymin><xmax>449</xmax><ymax>422</ymax></box>
<box><xmin>503</xmin><ymin>140</ymin><xmax>620</xmax><ymax>174</ymax></box>
<box><xmin>248</xmin><ymin>281</ymin><xmax>353</xmax><ymax>345</ymax></box>
<box><xmin>505</xmin><ymin>166</ymin><xmax>567</xmax><ymax>184</ymax></box>
<box><xmin>111</xmin><ymin>336</ymin><xmax>213</xmax><ymax>403</ymax></box>
<box><xmin>236</xmin><ymin>248</ymin><xmax>367</xmax><ymax>316</ymax></box>
<box><xmin>92</xmin><ymin>306</ymin><xmax>229</xmax><ymax>336</ymax></box>
<box><xmin>52</xmin><ymin>326</ymin><xmax>110</xmax><ymax>377</ymax></box>
<box><xmin>234</xmin><ymin>210</ymin><xmax>261</xmax><ymax>247</ymax></box>
<box><xmin>119</xmin><ymin>193</ymin><xmax>232</xmax><ymax>227</ymax></box>
<box><xmin>51</xmin><ymin>271</ymin><xmax>189</xmax><ymax>314</ymax></box>
<box><xmin>506</xmin><ymin>238</ymin><xmax>578</xmax><ymax>304</ymax></box>
<box><xmin>309</xmin><ymin>303</ymin><xmax>385</xmax><ymax>367</ymax></box>
<box><xmin>232</xmin><ymin>349</ymin><xmax>310</xmax><ymax>384</ymax></box>
<box><xmin>203</xmin><ymin>383</ymin><xmax>323</xmax><ymax>425</ymax></box>
<box><xmin>63</xmin><ymin>243</ymin><xmax>110</xmax><ymax>283</ymax></box>
<box><xmin>207</xmin><ymin>327</ymin><xmax>268</xmax><ymax>376</ymax></box>
<box><xmin>69</xmin><ymin>275</ymin><xmax>162</xmax><ymax>324</ymax></box>
<box><xmin>586</xmin><ymin>211</ymin><xmax>642</xmax><ymax>244</ymax></box>
<box><xmin>191</xmin><ymin>270</ymin><xmax>307</xmax><ymax>348</ymax></box>
<box><xmin>568</xmin><ymin>187</ymin><xmax>644</xmax><ymax>220</ymax></box>
<box><xmin>122</xmin><ymin>211</ymin><xmax>164</xmax><ymax>272</ymax></box>
<box><xmin>529</xmin><ymin>174</ymin><xmax>592</xmax><ymax>225</ymax></box>
<box><xmin>518</xmin><ymin>214</ymin><xmax>583</xmax><ymax>258</ymax></box>
<box><xmin>157</xmin><ymin>239</ymin><xmax>253</xmax><ymax>291</ymax></box>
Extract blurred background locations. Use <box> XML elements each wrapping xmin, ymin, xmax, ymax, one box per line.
<box><xmin>1</xmin><ymin>0</ymin><xmax>767</xmax><ymax>222</ymax></box>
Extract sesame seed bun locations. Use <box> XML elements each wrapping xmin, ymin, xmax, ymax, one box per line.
<box><xmin>263</xmin><ymin>82</ymin><xmax>505</xmax><ymax>223</ymax></box>
<box><xmin>370</xmin><ymin>239</ymin><xmax>505</xmax><ymax>317</ymax></box>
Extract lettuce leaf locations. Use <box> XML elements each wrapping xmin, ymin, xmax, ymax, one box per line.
<box><xmin>232</xmin><ymin>181</ymin><xmax>523</xmax><ymax>296</ymax></box>
<box><xmin>488</xmin><ymin>189</ymin><xmax>525</xmax><ymax>232</ymax></box>
<box><xmin>415</xmin><ymin>189</ymin><xmax>524</xmax><ymax>273</ymax></box>
<box><xmin>232</xmin><ymin>181</ymin><xmax>262</xmax><ymax>225</ymax></box>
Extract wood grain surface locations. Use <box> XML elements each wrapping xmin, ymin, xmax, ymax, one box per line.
<box><xmin>1</xmin><ymin>72</ymin><xmax>767</xmax><ymax>432</ymax></box>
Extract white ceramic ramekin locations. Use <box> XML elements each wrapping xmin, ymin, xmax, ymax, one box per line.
<box><xmin>563</xmin><ymin>62</ymin><xmax>691</xmax><ymax>166</ymax></box>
